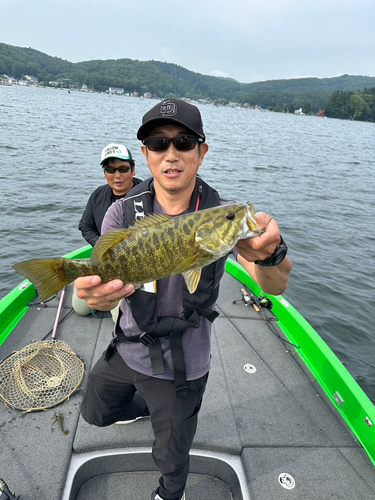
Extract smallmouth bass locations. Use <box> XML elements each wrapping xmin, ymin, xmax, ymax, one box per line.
<box><xmin>13</xmin><ymin>202</ymin><xmax>264</xmax><ymax>302</ymax></box>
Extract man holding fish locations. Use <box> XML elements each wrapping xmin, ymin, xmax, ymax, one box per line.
<box><xmin>79</xmin><ymin>99</ymin><xmax>292</xmax><ymax>500</ymax></box>
<box><xmin>17</xmin><ymin>99</ymin><xmax>292</xmax><ymax>500</ymax></box>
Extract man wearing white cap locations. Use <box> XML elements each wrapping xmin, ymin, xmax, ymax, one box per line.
<box><xmin>78</xmin><ymin>143</ymin><xmax>142</xmax><ymax>247</ymax></box>
<box><xmin>74</xmin><ymin>143</ymin><xmax>142</xmax><ymax>317</ymax></box>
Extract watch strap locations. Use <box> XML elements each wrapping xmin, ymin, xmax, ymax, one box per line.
<box><xmin>254</xmin><ymin>235</ymin><xmax>288</xmax><ymax>267</ymax></box>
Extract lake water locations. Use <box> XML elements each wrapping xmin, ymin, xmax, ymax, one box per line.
<box><xmin>1</xmin><ymin>85</ymin><xmax>374</xmax><ymax>402</ymax></box>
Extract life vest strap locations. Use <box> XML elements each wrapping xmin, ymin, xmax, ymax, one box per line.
<box><xmin>106</xmin><ymin>308</ymin><xmax>218</xmax><ymax>397</ymax></box>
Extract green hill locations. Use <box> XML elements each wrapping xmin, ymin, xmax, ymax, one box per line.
<box><xmin>1</xmin><ymin>42</ymin><xmax>375</xmax><ymax>114</ymax></box>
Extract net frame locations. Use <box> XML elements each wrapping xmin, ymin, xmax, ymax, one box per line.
<box><xmin>0</xmin><ymin>339</ymin><xmax>85</xmax><ymax>412</ymax></box>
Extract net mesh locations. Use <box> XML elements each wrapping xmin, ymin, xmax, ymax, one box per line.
<box><xmin>0</xmin><ymin>340</ymin><xmax>85</xmax><ymax>412</ymax></box>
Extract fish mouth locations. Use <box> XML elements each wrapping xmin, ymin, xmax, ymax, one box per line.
<box><xmin>245</xmin><ymin>204</ymin><xmax>265</xmax><ymax>236</ymax></box>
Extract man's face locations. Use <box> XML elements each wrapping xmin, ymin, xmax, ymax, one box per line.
<box><xmin>103</xmin><ymin>158</ymin><xmax>135</xmax><ymax>196</ymax></box>
<box><xmin>141</xmin><ymin>124</ymin><xmax>209</xmax><ymax>197</ymax></box>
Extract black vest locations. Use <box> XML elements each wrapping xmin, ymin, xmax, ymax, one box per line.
<box><xmin>107</xmin><ymin>177</ymin><xmax>227</xmax><ymax>397</ymax></box>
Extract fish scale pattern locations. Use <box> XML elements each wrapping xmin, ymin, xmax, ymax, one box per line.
<box><xmin>13</xmin><ymin>203</ymin><xmax>261</xmax><ymax>301</ymax></box>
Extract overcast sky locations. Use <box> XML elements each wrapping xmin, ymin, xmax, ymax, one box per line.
<box><xmin>1</xmin><ymin>0</ymin><xmax>375</xmax><ymax>83</ymax></box>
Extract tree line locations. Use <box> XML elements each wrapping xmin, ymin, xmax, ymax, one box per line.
<box><xmin>1</xmin><ymin>42</ymin><xmax>375</xmax><ymax>122</ymax></box>
<box><xmin>323</xmin><ymin>88</ymin><xmax>375</xmax><ymax>121</ymax></box>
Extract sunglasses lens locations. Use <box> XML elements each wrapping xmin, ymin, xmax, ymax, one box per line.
<box><xmin>145</xmin><ymin>137</ymin><xmax>169</xmax><ymax>152</ymax></box>
<box><xmin>144</xmin><ymin>136</ymin><xmax>199</xmax><ymax>152</ymax></box>
<box><xmin>174</xmin><ymin>137</ymin><xmax>197</xmax><ymax>151</ymax></box>
<box><xmin>104</xmin><ymin>166</ymin><xmax>130</xmax><ymax>174</ymax></box>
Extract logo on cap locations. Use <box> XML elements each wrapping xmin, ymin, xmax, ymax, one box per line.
<box><xmin>160</xmin><ymin>99</ymin><xmax>177</xmax><ymax>116</ymax></box>
<box><xmin>104</xmin><ymin>145</ymin><xmax>121</xmax><ymax>156</ymax></box>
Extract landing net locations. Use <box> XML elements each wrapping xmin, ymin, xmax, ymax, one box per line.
<box><xmin>0</xmin><ymin>340</ymin><xmax>85</xmax><ymax>412</ymax></box>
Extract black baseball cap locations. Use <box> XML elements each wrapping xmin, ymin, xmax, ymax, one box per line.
<box><xmin>137</xmin><ymin>99</ymin><xmax>206</xmax><ymax>142</ymax></box>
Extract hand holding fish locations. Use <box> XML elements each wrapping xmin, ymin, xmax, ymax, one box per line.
<box><xmin>75</xmin><ymin>276</ymin><xmax>135</xmax><ymax>311</ymax></box>
<box><xmin>235</xmin><ymin>212</ymin><xmax>280</xmax><ymax>262</ymax></box>
<box><xmin>236</xmin><ymin>212</ymin><xmax>292</xmax><ymax>296</ymax></box>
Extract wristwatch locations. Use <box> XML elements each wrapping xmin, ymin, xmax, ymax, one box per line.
<box><xmin>255</xmin><ymin>235</ymin><xmax>288</xmax><ymax>267</ymax></box>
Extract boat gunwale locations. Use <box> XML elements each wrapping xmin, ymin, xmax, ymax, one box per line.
<box><xmin>226</xmin><ymin>258</ymin><xmax>375</xmax><ymax>466</ymax></box>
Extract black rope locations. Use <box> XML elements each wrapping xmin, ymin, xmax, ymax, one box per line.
<box><xmin>28</xmin><ymin>294</ymin><xmax>58</xmax><ymax>307</ymax></box>
<box><xmin>42</xmin><ymin>308</ymin><xmax>74</xmax><ymax>341</ymax></box>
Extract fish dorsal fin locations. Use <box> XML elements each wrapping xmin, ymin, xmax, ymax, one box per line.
<box><xmin>182</xmin><ymin>269</ymin><xmax>202</xmax><ymax>294</ymax></box>
<box><xmin>91</xmin><ymin>214</ymin><xmax>171</xmax><ymax>265</ymax></box>
<box><xmin>131</xmin><ymin>213</ymin><xmax>171</xmax><ymax>229</ymax></box>
<box><xmin>91</xmin><ymin>228</ymin><xmax>133</xmax><ymax>265</ymax></box>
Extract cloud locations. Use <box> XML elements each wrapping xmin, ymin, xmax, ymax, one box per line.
<box><xmin>285</xmin><ymin>75</ymin><xmax>317</xmax><ymax>80</ymax></box>
<box><xmin>162</xmin><ymin>48</ymin><xmax>172</xmax><ymax>58</ymax></box>
<box><xmin>249</xmin><ymin>74</ymin><xmax>267</xmax><ymax>83</ymax></box>
<box><xmin>1</xmin><ymin>0</ymin><xmax>375</xmax><ymax>83</ymax></box>
<box><xmin>210</xmin><ymin>70</ymin><xmax>231</xmax><ymax>78</ymax></box>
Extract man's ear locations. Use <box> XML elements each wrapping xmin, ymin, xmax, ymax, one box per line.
<box><xmin>141</xmin><ymin>144</ymin><xmax>149</xmax><ymax>164</ymax></box>
<box><xmin>199</xmin><ymin>143</ymin><xmax>209</xmax><ymax>165</ymax></box>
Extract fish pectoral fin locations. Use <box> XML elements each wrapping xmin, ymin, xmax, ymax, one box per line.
<box><xmin>171</xmin><ymin>253</ymin><xmax>203</xmax><ymax>275</ymax></box>
<box><xmin>182</xmin><ymin>269</ymin><xmax>202</xmax><ymax>294</ymax></box>
<box><xmin>91</xmin><ymin>228</ymin><xmax>132</xmax><ymax>264</ymax></box>
<box><xmin>171</xmin><ymin>254</ymin><xmax>203</xmax><ymax>293</ymax></box>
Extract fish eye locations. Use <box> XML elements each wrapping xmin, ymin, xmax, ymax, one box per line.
<box><xmin>226</xmin><ymin>212</ymin><xmax>235</xmax><ymax>221</ymax></box>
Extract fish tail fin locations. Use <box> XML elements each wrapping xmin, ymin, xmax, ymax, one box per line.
<box><xmin>13</xmin><ymin>258</ymin><xmax>73</xmax><ymax>302</ymax></box>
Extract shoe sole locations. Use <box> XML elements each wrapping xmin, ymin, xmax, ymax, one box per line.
<box><xmin>115</xmin><ymin>415</ymin><xmax>150</xmax><ymax>425</ymax></box>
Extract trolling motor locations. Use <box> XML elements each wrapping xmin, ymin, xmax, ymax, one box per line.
<box><xmin>0</xmin><ymin>479</ymin><xmax>19</xmax><ymax>500</ymax></box>
<box><xmin>233</xmin><ymin>285</ymin><xmax>273</xmax><ymax>312</ymax></box>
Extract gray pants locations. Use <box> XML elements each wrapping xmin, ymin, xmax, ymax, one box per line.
<box><xmin>80</xmin><ymin>348</ymin><xmax>208</xmax><ymax>500</ymax></box>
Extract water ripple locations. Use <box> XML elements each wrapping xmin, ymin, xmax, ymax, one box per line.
<box><xmin>1</xmin><ymin>85</ymin><xmax>374</xmax><ymax>402</ymax></box>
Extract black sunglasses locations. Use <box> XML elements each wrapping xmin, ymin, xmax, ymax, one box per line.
<box><xmin>143</xmin><ymin>135</ymin><xmax>203</xmax><ymax>152</ymax></box>
<box><xmin>103</xmin><ymin>165</ymin><xmax>132</xmax><ymax>174</ymax></box>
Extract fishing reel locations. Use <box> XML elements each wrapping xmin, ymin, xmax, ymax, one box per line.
<box><xmin>233</xmin><ymin>285</ymin><xmax>273</xmax><ymax>312</ymax></box>
<box><xmin>0</xmin><ymin>479</ymin><xmax>19</xmax><ymax>500</ymax></box>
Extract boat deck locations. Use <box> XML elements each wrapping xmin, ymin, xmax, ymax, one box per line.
<box><xmin>1</xmin><ymin>270</ymin><xmax>375</xmax><ymax>500</ymax></box>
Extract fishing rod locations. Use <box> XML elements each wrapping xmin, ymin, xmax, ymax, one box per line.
<box><xmin>232</xmin><ymin>284</ymin><xmax>300</xmax><ymax>349</ymax></box>
<box><xmin>52</xmin><ymin>287</ymin><xmax>65</xmax><ymax>339</ymax></box>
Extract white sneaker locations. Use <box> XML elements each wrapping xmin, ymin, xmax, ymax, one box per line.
<box><xmin>151</xmin><ymin>491</ymin><xmax>185</xmax><ymax>500</ymax></box>
<box><xmin>115</xmin><ymin>408</ymin><xmax>150</xmax><ymax>424</ymax></box>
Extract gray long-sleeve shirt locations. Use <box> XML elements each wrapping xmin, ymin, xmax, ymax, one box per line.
<box><xmin>101</xmin><ymin>196</ymin><xmax>231</xmax><ymax>380</ymax></box>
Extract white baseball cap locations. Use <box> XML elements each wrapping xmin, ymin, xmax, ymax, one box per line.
<box><xmin>100</xmin><ymin>143</ymin><xmax>133</xmax><ymax>165</ymax></box>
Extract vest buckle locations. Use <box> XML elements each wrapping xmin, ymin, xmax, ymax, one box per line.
<box><xmin>139</xmin><ymin>332</ymin><xmax>157</xmax><ymax>346</ymax></box>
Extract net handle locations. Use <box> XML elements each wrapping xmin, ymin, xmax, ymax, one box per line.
<box><xmin>52</xmin><ymin>288</ymin><xmax>66</xmax><ymax>340</ymax></box>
